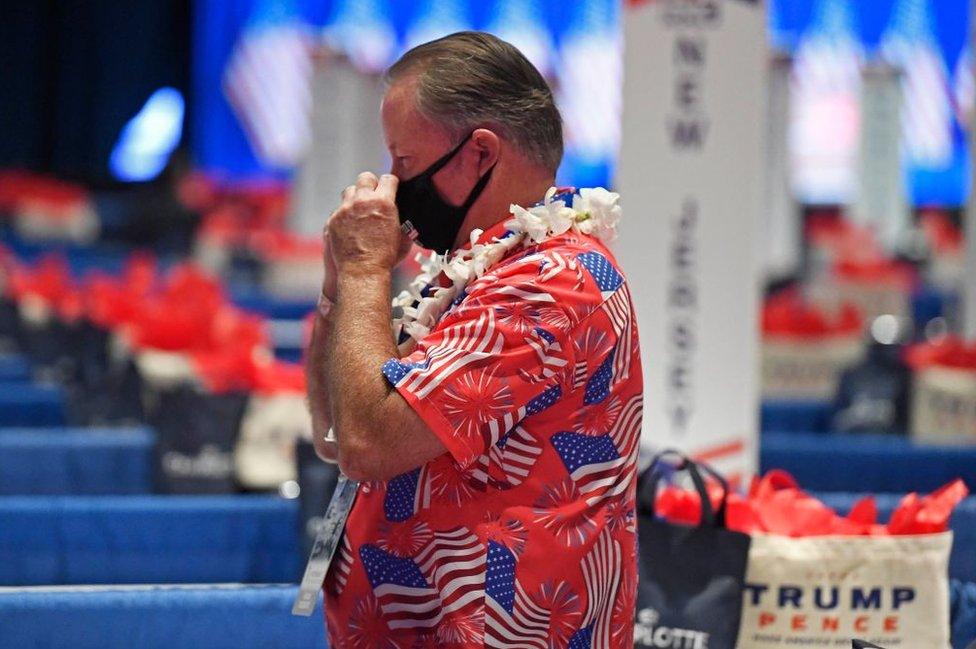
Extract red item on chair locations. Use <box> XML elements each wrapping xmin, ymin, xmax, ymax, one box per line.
<box><xmin>904</xmin><ymin>336</ymin><xmax>976</xmax><ymax>372</ymax></box>
<box><xmin>763</xmin><ymin>290</ymin><xmax>862</xmax><ymax>339</ymax></box>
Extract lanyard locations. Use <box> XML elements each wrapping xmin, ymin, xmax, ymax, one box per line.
<box><xmin>291</xmin><ymin>474</ymin><xmax>359</xmax><ymax>616</ymax></box>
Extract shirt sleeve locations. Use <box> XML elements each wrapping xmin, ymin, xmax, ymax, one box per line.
<box><xmin>381</xmin><ymin>252</ymin><xmax>598</xmax><ymax>469</ymax></box>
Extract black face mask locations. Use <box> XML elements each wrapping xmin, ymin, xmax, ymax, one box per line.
<box><xmin>395</xmin><ymin>133</ymin><xmax>496</xmax><ymax>253</ymax></box>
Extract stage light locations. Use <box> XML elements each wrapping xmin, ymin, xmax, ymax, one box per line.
<box><xmin>109</xmin><ymin>87</ymin><xmax>185</xmax><ymax>182</ymax></box>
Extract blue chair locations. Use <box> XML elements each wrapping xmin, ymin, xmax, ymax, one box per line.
<box><xmin>0</xmin><ymin>382</ymin><xmax>66</xmax><ymax>427</ymax></box>
<box><xmin>762</xmin><ymin>431</ymin><xmax>976</xmax><ymax>494</ymax></box>
<box><xmin>0</xmin><ymin>584</ymin><xmax>325</xmax><ymax>649</ymax></box>
<box><xmin>819</xmin><ymin>493</ymin><xmax>976</xmax><ymax>584</ymax></box>
<box><xmin>0</xmin><ymin>427</ymin><xmax>154</xmax><ymax>495</ymax></box>
<box><xmin>0</xmin><ymin>496</ymin><xmax>301</xmax><ymax>585</ymax></box>
<box><xmin>760</xmin><ymin>399</ymin><xmax>833</xmax><ymax>434</ymax></box>
<box><xmin>230</xmin><ymin>290</ymin><xmax>314</xmax><ymax>321</ymax></box>
<box><xmin>952</xmin><ymin>580</ymin><xmax>976</xmax><ymax>649</ymax></box>
<box><xmin>0</xmin><ymin>355</ymin><xmax>31</xmax><ymax>382</ymax></box>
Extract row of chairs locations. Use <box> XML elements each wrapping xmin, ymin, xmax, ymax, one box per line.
<box><xmin>2</xmin><ymin>351</ymin><xmax>976</xmax><ymax>647</ymax></box>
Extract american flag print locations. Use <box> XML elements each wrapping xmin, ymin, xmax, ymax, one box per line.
<box><xmin>476</xmin><ymin>384</ymin><xmax>561</xmax><ymax>488</ymax></box>
<box><xmin>519</xmin><ymin>326</ymin><xmax>570</xmax><ymax>383</ymax></box>
<box><xmin>327</xmin><ymin>220</ymin><xmax>642</xmax><ymax>647</ymax></box>
<box><xmin>383</xmin><ymin>307</ymin><xmax>506</xmax><ymax>401</ymax></box>
<box><xmin>414</xmin><ymin>527</ymin><xmax>486</xmax><ymax>617</ymax></box>
<box><xmin>325</xmin><ymin>532</ymin><xmax>354</xmax><ymax>597</ymax></box>
<box><xmin>359</xmin><ymin>544</ymin><xmax>444</xmax><ymax>631</ymax></box>
<box><xmin>485</xmin><ymin>541</ymin><xmax>551</xmax><ymax>648</ymax></box>
<box><xmin>578</xmin><ymin>528</ymin><xmax>623</xmax><ymax>649</ymax></box>
<box><xmin>383</xmin><ymin>466</ymin><xmax>431</xmax><ymax>522</ymax></box>
<box><xmin>552</xmin><ymin>393</ymin><xmax>644</xmax><ymax>510</ymax></box>
<box><xmin>602</xmin><ymin>283</ymin><xmax>634</xmax><ymax>383</ymax></box>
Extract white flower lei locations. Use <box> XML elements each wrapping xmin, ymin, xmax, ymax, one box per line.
<box><xmin>391</xmin><ymin>186</ymin><xmax>621</xmax><ymax>351</ymax></box>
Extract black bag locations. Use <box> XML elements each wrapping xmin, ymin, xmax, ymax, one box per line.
<box><xmin>852</xmin><ymin>641</ymin><xmax>887</xmax><ymax>648</ymax></box>
<box><xmin>634</xmin><ymin>450</ymin><xmax>751</xmax><ymax>649</ymax></box>
<box><xmin>149</xmin><ymin>384</ymin><xmax>248</xmax><ymax>493</ymax></box>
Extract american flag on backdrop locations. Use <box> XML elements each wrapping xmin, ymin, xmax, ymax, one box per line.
<box><xmin>321</xmin><ymin>0</ymin><xmax>397</xmax><ymax>73</ymax></box>
<box><xmin>405</xmin><ymin>0</ymin><xmax>470</xmax><ymax>51</ymax></box>
<box><xmin>789</xmin><ymin>0</ymin><xmax>863</xmax><ymax>203</ymax></box>
<box><xmin>487</xmin><ymin>0</ymin><xmax>555</xmax><ymax>77</ymax></box>
<box><xmin>222</xmin><ymin>0</ymin><xmax>314</xmax><ymax>169</ymax></box>
<box><xmin>555</xmin><ymin>0</ymin><xmax>622</xmax><ymax>163</ymax></box>
<box><xmin>952</xmin><ymin>47</ymin><xmax>974</xmax><ymax>128</ymax></box>
<box><xmin>485</xmin><ymin>541</ymin><xmax>551</xmax><ymax>648</ymax></box>
<box><xmin>879</xmin><ymin>0</ymin><xmax>952</xmax><ymax>168</ymax></box>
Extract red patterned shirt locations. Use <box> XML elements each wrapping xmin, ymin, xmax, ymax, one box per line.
<box><xmin>323</xmin><ymin>216</ymin><xmax>643</xmax><ymax>648</ymax></box>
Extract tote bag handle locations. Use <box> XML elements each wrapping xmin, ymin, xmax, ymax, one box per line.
<box><xmin>638</xmin><ymin>449</ymin><xmax>731</xmax><ymax>529</ymax></box>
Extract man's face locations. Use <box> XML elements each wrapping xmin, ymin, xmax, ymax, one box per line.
<box><xmin>380</xmin><ymin>78</ymin><xmax>468</xmax><ymax>207</ymax></box>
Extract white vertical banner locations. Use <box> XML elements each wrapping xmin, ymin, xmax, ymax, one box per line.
<box><xmin>616</xmin><ymin>0</ymin><xmax>765</xmax><ymax>480</ymax></box>
<box><xmin>853</xmin><ymin>63</ymin><xmax>908</xmax><ymax>253</ymax></box>
<box><xmin>765</xmin><ymin>52</ymin><xmax>800</xmax><ymax>281</ymax></box>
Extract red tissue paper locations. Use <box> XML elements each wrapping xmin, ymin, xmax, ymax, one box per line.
<box><xmin>904</xmin><ymin>336</ymin><xmax>976</xmax><ymax>372</ymax></box>
<box><xmin>655</xmin><ymin>470</ymin><xmax>968</xmax><ymax>537</ymax></box>
<box><xmin>762</xmin><ymin>290</ymin><xmax>862</xmax><ymax>340</ymax></box>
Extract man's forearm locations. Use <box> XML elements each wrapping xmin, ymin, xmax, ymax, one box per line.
<box><xmin>328</xmin><ymin>268</ymin><xmax>401</xmax><ymax>471</ymax></box>
<box><xmin>306</xmin><ymin>308</ymin><xmax>338</xmax><ymax>460</ymax></box>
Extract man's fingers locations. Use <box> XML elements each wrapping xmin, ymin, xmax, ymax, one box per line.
<box><xmin>354</xmin><ymin>172</ymin><xmax>379</xmax><ymax>193</ymax></box>
<box><xmin>341</xmin><ymin>185</ymin><xmax>356</xmax><ymax>204</ymax></box>
<box><xmin>375</xmin><ymin>174</ymin><xmax>399</xmax><ymax>202</ymax></box>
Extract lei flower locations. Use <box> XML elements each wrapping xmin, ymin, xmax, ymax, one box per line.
<box><xmin>391</xmin><ymin>186</ymin><xmax>621</xmax><ymax>351</ymax></box>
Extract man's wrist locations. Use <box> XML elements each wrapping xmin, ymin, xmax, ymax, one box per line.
<box><xmin>335</xmin><ymin>259</ymin><xmax>394</xmax><ymax>279</ymax></box>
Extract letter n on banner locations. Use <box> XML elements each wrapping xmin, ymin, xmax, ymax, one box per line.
<box><xmin>615</xmin><ymin>0</ymin><xmax>765</xmax><ymax>481</ymax></box>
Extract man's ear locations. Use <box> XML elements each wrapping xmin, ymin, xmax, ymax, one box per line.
<box><xmin>469</xmin><ymin>128</ymin><xmax>500</xmax><ymax>174</ymax></box>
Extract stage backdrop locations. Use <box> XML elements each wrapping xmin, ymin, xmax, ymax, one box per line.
<box><xmin>616</xmin><ymin>0</ymin><xmax>766</xmax><ymax>481</ymax></box>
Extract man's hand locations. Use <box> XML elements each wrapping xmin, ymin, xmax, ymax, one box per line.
<box><xmin>328</xmin><ymin>172</ymin><xmax>406</xmax><ymax>275</ymax></box>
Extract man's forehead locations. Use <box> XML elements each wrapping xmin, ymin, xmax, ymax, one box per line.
<box><xmin>382</xmin><ymin>76</ymin><xmax>448</xmax><ymax>150</ymax></box>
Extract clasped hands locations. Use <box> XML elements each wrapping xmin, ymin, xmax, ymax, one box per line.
<box><xmin>321</xmin><ymin>172</ymin><xmax>413</xmax><ymax>301</ymax></box>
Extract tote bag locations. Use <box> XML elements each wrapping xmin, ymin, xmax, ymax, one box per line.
<box><xmin>635</xmin><ymin>450</ymin><xmax>752</xmax><ymax>649</ymax></box>
<box><xmin>737</xmin><ymin>531</ymin><xmax>953</xmax><ymax>648</ymax></box>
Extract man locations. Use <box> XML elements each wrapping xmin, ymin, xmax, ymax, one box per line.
<box><xmin>306</xmin><ymin>31</ymin><xmax>642</xmax><ymax>648</ymax></box>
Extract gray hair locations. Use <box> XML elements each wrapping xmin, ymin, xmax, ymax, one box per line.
<box><xmin>384</xmin><ymin>31</ymin><xmax>563</xmax><ymax>172</ymax></box>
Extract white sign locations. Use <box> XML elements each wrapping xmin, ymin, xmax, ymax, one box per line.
<box><xmin>853</xmin><ymin>64</ymin><xmax>908</xmax><ymax>253</ymax></box>
<box><xmin>616</xmin><ymin>0</ymin><xmax>765</xmax><ymax>481</ymax></box>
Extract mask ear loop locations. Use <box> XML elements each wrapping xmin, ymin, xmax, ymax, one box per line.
<box><xmin>420</xmin><ymin>131</ymin><xmax>476</xmax><ymax>178</ymax></box>
<box><xmin>445</xmin><ymin>131</ymin><xmax>497</xmax><ymax>212</ymax></box>
<box><xmin>459</xmin><ymin>161</ymin><xmax>497</xmax><ymax>213</ymax></box>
